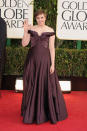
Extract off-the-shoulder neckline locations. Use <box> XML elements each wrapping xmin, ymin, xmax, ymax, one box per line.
<box><xmin>28</xmin><ymin>30</ymin><xmax>55</xmax><ymax>37</ymax></box>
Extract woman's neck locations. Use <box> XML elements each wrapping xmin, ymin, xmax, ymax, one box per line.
<box><xmin>37</xmin><ymin>24</ymin><xmax>46</xmax><ymax>28</ymax></box>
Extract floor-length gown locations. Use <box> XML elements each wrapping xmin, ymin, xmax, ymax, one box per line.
<box><xmin>21</xmin><ymin>30</ymin><xmax>68</xmax><ymax>124</ymax></box>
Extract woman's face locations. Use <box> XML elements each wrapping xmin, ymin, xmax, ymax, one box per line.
<box><xmin>36</xmin><ymin>13</ymin><xmax>46</xmax><ymax>26</ymax></box>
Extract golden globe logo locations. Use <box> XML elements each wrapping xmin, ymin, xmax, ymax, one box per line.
<box><xmin>57</xmin><ymin>0</ymin><xmax>87</xmax><ymax>40</ymax></box>
<box><xmin>0</xmin><ymin>0</ymin><xmax>33</xmax><ymax>38</ymax></box>
<box><xmin>61</xmin><ymin>1</ymin><xmax>87</xmax><ymax>30</ymax></box>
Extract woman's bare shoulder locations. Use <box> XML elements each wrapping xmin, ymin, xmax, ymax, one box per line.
<box><xmin>30</xmin><ymin>25</ymin><xmax>37</xmax><ymax>30</ymax></box>
<box><xmin>45</xmin><ymin>25</ymin><xmax>54</xmax><ymax>32</ymax></box>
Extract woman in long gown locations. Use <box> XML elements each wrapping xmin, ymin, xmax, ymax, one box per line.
<box><xmin>21</xmin><ymin>9</ymin><xmax>68</xmax><ymax>124</ymax></box>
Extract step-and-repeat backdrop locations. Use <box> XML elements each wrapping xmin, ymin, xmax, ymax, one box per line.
<box><xmin>0</xmin><ymin>0</ymin><xmax>33</xmax><ymax>38</ymax></box>
<box><xmin>0</xmin><ymin>0</ymin><xmax>86</xmax><ymax>40</ymax></box>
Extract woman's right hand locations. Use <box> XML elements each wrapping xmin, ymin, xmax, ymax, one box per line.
<box><xmin>23</xmin><ymin>19</ymin><xmax>31</xmax><ymax>33</ymax></box>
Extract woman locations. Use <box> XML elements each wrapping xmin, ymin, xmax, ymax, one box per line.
<box><xmin>21</xmin><ymin>9</ymin><xmax>68</xmax><ymax>124</ymax></box>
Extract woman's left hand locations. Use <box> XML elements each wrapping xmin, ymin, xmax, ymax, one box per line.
<box><xmin>50</xmin><ymin>65</ymin><xmax>55</xmax><ymax>74</ymax></box>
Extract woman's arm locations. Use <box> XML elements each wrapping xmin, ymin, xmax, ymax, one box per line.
<box><xmin>22</xmin><ymin>19</ymin><xmax>31</xmax><ymax>47</ymax></box>
<box><xmin>22</xmin><ymin>31</ymin><xmax>30</xmax><ymax>47</ymax></box>
<box><xmin>49</xmin><ymin>33</ymin><xmax>55</xmax><ymax>74</ymax></box>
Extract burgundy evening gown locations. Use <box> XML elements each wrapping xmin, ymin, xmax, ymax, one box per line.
<box><xmin>21</xmin><ymin>30</ymin><xmax>68</xmax><ymax>124</ymax></box>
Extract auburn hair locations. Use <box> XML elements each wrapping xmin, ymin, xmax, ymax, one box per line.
<box><xmin>34</xmin><ymin>9</ymin><xmax>47</xmax><ymax>18</ymax></box>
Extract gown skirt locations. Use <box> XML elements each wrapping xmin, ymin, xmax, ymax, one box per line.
<box><xmin>21</xmin><ymin>30</ymin><xmax>68</xmax><ymax>124</ymax></box>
